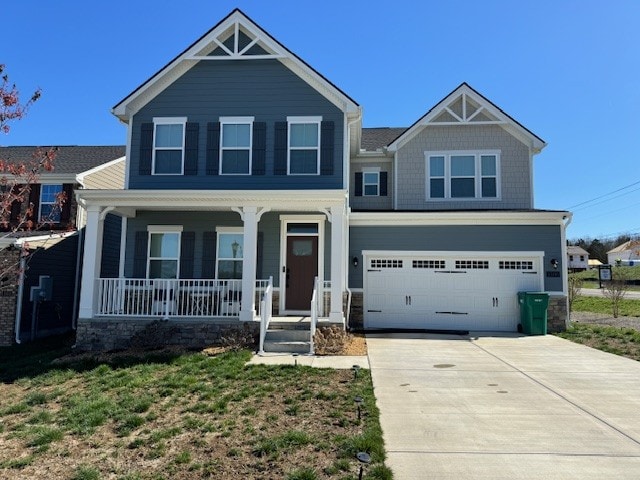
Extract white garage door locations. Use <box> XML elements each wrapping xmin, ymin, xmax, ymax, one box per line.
<box><xmin>364</xmin><ymin>252</ymin><xmax>543</xmax><ymax>331</ymax></box>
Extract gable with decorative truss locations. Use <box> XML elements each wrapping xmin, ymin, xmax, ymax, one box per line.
<box><xmin>112</xmin><ymin>9</ymin><xmax>359</xmax><ymax>121</ymax></box>
<box><xmin>387</xmin><ymin>83</ymin><xmax>545</xmax><ymax>153</ymax></box>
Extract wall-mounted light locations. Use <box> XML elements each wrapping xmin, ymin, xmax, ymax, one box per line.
<box><xmin>550</xmin><ymin>258</ymin><xmax>559</xmax><ymax>269</ymax></box>
<box><xmin>352</xmin><ymin>256</ymin><xmax>359</xmax><ymax>268</ymax></box>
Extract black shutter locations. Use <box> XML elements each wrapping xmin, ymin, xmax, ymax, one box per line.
<box><xmin>252</xmin><ymin>122</ymin><xmax>266</xmax><ymax>175</ymax></box>
<box><xmin>9</xmin><ymin>185</ymin><xmax>23</xmax><ymax>226</ymax></box>
<box><xmin>133</xmin><ymin>231</ymin><xmax>148</xmax><ymax>278</ymax></box>
<box><xmin>140</xmin><ymin>123</ymin><xmax>154</xmax><ymax>175</ymax></box>
<box><xmin>206</xmin><ymin>122</ymin><xmax>220</xmax><ymax>175</ymax></box>
<box><xmin>354</xmin><ymin>172</ymin><xmax>363</xmax><ymax>197</ymax></box>
<box><xmin>380</xmin><ymin>172</ymin><xmax>388</xmax><ymax>196</ymax></box>
<box><xmin>184</xmin><ymin>123</ymin><xmax>199</xmax><ymax>175</ymax></box>
<box><xmin>320</xmin><ymin>120</ymin><xmax>334</xmax><ymax>175</ymax></box>
<box><xmin>274</xmin><ymin>121</ymin><xmax>288</xmax><ymax>175</ymax></box>
<box><xmin>202</xmin><ymin>231</ymin><xmax>217</xmax><ymax>278</ymax></box>
<box><xmin>28</xmin><ymin>184</ymin><xmax>41</xmax><ymax>226</ymax></box>
<box><xmin>256</xmin><ymin>231</ymin><xmax>264</xmax><ymax>279</ymax></box>
<box><xmin>60</xmin><ymin>183</ymin><xmax>74</xmax><ymax>225</ymax></box>
<box><xmin>180</xmin><ymin>231</ymin><xmax>195</xmax><ymax>278</ymax></box>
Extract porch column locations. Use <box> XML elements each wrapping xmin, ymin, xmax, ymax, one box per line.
<box><xmin>239</xmin><ymin>206</ymin><xmax>258</xmax><ymax>321</ymax></box>
<box><xmin>78</xmin><ymin>205</ymin><xmax>105</xmax><ymax>319</ymax></box>
<box><xmin>329</xmin><ymin>205</ymin><xmax>346</xmax><ymax>323</ymax></box>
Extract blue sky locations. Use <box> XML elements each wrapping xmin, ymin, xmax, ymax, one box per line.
<box><xmin>3</xmin><ymin>0</ymin><xmax>639</xmax><ymax>241</ymax></box>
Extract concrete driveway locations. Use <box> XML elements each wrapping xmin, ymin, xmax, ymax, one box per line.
<box><xmin>366</xmin><ymin>333</ymin><xmax>640</xmax><ymax>479</ymax></box>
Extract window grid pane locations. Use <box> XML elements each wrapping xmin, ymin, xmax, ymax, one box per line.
<box><xmin>217</xmin><ymin>233</ymin><xmax>244</xmax><ymax>279</ymax></box>
<box><xmin>363</xmin><ymin>172</ymin><xmax>379</xmax><ymax>196</ymax></box>
<box><xmin>40</xmin><ymin>184</ymin><xmax>62</xmax><ymax>222</ymax></box>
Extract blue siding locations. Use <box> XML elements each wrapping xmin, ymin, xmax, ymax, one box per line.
<box><xmin>100</xmin><ymin>213</ymin><xmax>121</xmax><ymax>278</ymax></box>
<box><xmin>129</xmin><ymin>60</ymin><xmax>344</xmax><ymax>190</ymax></box>
<box><xmin>348</xmin><ymin>225</ymin><xmax>564</xmax><ymax>291</ymax></box>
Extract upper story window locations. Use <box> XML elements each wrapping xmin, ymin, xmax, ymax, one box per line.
<box><xmin>216</xmin><ymin>227</ymin><xmax>244</xmax><ymax>279</ymax></box>
<box><xmin>363</xmin><ymin>171</ymin><xmax>380</xmax><ymax>196</ymax></box>
<box><xmin>288</xmin><ymin>116</ymin><xmax>321</xmax><ymax>175</ymax></box>
<box><xmin>153</xmin><ymin>117</ymin><xmax>186</xmax><ymax>175</ymax></box>
<box><xmin>426</xmin><ymin>151</ymin><xmax>500</xmax><ymax>200</ymax></box>
<box><xmin>40</xmin><ymin>184</ymin><xmax>63</xmax><ymax>223</ymax></box>
<box><xmin>220</xmin><ymin>117</ymin><xmax>253</xmax><ymax>175</ymax></box>
<box><xmin>147</xmin><ymin>226</ymin><xmax>182</xmax><ymax>278</ymax></box>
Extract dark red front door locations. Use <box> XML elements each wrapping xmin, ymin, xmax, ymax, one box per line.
<box><xmin>285</xmin><ymin>236</ymin><xmax>318</xmax><ymax>310</ymax></box>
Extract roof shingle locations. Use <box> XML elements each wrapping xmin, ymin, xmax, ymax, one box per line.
<box><xmin>0</xmin><ymin>146</ymin><xmax>125</xmax><ymax>174</ymax></box>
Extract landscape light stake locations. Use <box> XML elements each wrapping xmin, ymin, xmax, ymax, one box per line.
<box><xmin>354</xmin><ymin>395</ymin><xmax>363</xmax><ymax>421</ymax></box>
<box><xmin>293</xmin><ymin>353</ymin><xmax>298</xmax><ymax>366</ymax></box>
<box><xmin>356</xmin><ymin>451</ymin><xmax>371</xmax><ymax>480</ymax></box>
<box><xmin>352</xmin><ymin>364</ymin><xmax>360</xmax><ymax>380</ymax></box>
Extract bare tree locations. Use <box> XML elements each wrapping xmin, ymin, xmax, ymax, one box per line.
<box><xmin>568</xmin><ymin>275</ymin><xmax>583</xmax><ymax>314</ymax></box>
<box><xmin>1</xmin><ymin>64</ymin><xmax>60</xmax><ymax>290</ymax></box>
<box><xmin>602</xmin><ymin>269</ymin><xmax>630</xmax><ymax>318</ymax></box>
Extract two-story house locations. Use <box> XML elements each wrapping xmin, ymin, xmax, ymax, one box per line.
<box><xmin>75</xmin><ymin>9</ymin><xmax>571</xmax><ymax>351</ymax></box>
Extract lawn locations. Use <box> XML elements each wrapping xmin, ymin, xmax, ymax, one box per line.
<box><xmin>570</xmin><ymin>265</ymin><xmax>640</xmax><ymax>291</ymax></box>
<box><xmin>556</xmin><ymin>323</ymin><xmax>640</xmax><ymax>361</ymax></box>
<box><xmin>572</xmin><ymin>296</ymin><xmax>640</xmax><ymax>317</ymax></box>
<box><xmin>0</xmin><ymin>337</ymin><xmax>390</xmax><ymax>480</ymax></box>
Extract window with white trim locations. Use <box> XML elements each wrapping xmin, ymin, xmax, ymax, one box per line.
<box><xmin>363</xmin><ymin>171</ymin><xmax>380</xmax><ymax>196</ymax></box>
<box><xmin>40</xmin><ymin>184</ymin><xmax>63</xmax><ymax>222</ymax></box>
<box><xmin>220</xmin><ymin>117</ymin><xmax>253</xmax><ymax>175</ymax></box>
<box><xmin>216</xmin><ymin>227</ymin><xmax>244</xmax><ymax>279</ymax></box>
<box><xmin>147</xmin><ymin>226</ymin><xmax>182</xmax><ymax>279</ymax></box>
<box><xmin>426</xmin><ymin>151</ymin><xmax>500</xmax><ymax>199</ymax></box>
<box><xmin>288</xmin><ymin>116</ymin><xmax>320</xmax><ymax>175</ymax></box>
<box><xmin>153</xmin><ymin>117</ymin><xmax>186</xmax><ymax>175</ymax></box>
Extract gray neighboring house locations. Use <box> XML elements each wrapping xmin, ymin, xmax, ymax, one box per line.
<box><xmin>74</xmin><ymin>9</ymin><xmax>571</xmax><ymax>352</ymax></box>
<box><xmin>0</xmin><ymin>146</ymin><xmax>125</xmax><ymax>346</ymax></box>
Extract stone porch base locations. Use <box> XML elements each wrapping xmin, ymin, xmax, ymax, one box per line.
<box><xmin>75</xmin><ymin>317</ymin><xmax>260</xmax><ymax>351</ymax></box>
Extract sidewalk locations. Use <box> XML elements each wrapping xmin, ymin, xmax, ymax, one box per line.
<box><xmin>247</xmin><ymin>352</ymin><xmax>369</xmax><ymax>369</ymax></box>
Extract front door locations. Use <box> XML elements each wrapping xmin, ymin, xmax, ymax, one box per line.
<box><xmin>285</xmin><ymin>236</ymin><xmax>318</xmax><ymax>311</ymax></box>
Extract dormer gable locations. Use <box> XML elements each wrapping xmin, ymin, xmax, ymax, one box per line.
<box><xmin>112</xmin><ymin>9</ymin><xmax>360</xmax><ymax>122</ymax></box>
<box><xmin>387</xmin><ymin>83</ymin><xmax>546</xmax><ymax>154</ymax></box>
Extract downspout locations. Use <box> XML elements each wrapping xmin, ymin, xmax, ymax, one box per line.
<box><xmin>14</xmin><ymin>254</ymin><xmax>27</xmax><ymax>344</ymax></box>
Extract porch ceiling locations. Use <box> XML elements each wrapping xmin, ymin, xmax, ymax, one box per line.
<box><xmin>76</xmin><ymin>189</ymin><xmax>348</xmax><ymax>213</ymax></box>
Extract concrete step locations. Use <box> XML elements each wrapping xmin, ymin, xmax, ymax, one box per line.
<box><xmin>268</xmin><ymin>321</ymin><xmax>311</xmax><ymax>330</ymax></box>
<box><xmin>263</xmin><ymin>340</ymin><xmax>311</xmax><ymax>354</ymax></box>
<box><xmin>265</xmin><ymin>329</ymin><xmax>310</xmax><ymax>342</ymax></box>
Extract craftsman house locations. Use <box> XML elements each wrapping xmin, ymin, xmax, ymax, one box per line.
<box><xmin>75</xmin><ymin>9</ymin><xmax>570</xmax><ymax>351</ymax></box>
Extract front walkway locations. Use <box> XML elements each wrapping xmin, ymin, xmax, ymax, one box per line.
<box><xmin>248</xmin><ymin>353</ymin><xmax>369</xmax><ymax>369</ymax></box>
<box><xmin>367</xmin><ymin>332</ymin><xmax>640</xmax><ymax>480</ymax></box>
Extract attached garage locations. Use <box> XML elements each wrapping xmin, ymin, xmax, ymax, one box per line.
<box><xmin>363</xmin><ymin>251</ymin><xmax>543</xmax><ymax>331</ymax></box>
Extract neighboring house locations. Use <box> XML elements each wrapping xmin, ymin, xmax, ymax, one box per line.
<box><xmin>588</xmin><ymin>258</ymin><xmax>603</xmax><ymax>269</ymax></box>
<box><xmin>0</xmin><ymin>146</ymin><xmax>125</xmax><ymax>346</ymax></box>
<box><xmin>567</xmin><ymin>245</ymin><xmax>589</xmax><ymax>271</ymax></box>
<box><xmin>607</xmin><ymin>240</ymin><xmax>640</xmax><ymax>266</ymax></box>
<box><xmin>75</xmin><ymin>9</ymin><xmax>571</xmax><ymax>352</ymax></box>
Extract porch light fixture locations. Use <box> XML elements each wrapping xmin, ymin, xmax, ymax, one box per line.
<box><xmin>356</xmin><ymin>452</ymin><xmax>371</xmax><ymax>480</ymax></box>
<box><xmin>352</xmin><ymin>256</ymin><xmax>359</xmax><ymax>267</ymax></box>
<box><xmin>550</xmin><ymin>258</ymin><xmax>559</xmax><ymax>269</ymax></box>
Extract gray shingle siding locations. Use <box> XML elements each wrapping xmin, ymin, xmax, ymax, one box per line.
<box><xmin>128</xmin><ymin>59</ymin><xmax>344</xmax><ymax>190</ymax></box>
<box><xmin>395</xmin><ymin>125</ymin><xmax>532</xmax><ymax>210</ymax></box>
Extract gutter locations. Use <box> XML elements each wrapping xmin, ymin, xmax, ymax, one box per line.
<box><xmin>14</xmin><ymin>254</ymin><xmax>26</xmax><ymax>344</ymax></box>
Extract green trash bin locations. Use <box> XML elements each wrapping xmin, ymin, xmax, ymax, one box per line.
<box><xmin>521</xmin><ymin>292</ymin><xmax>549</xmax><ymax>335</ymax></box>
<box><xmin>517</xmin><ymin>292</ymin><xmax>528</xmax><ymax>333</ymax></box>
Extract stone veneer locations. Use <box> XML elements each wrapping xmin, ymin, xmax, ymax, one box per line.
<box><xmin>75</xmin><ymin>318</ymin><xmax>260</xmax><ymax>351</ymax></box>
<box><xmin>347</xmin><ymin>292</ymin><xmax>568</xmax><ymax>333</ymax></box>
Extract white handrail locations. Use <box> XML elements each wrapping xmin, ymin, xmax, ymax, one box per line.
<box><xmin>309</xmin><ymin>277</ymin><xmax>319</xmax><ymax>355</ymax></box>
<box><xmin>258</xmin><ymin>276</ymin><xmax>273</xmax><ymax>355</ymax></box>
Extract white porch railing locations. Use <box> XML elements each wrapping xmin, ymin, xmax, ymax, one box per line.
<box><xmin>95</xmin><ymin>278</ymin><xmax>269</xmax><ymax>319</ymax></box>
<box><xmin>258</xmin><ymin>276</ymin><xmax>274</xmax><ymax>355</ymax></box>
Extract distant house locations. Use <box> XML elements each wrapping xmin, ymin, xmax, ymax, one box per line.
<box><xmin>607</xmin><ymin>240</ymin><xmax>640</xmax><ymax>266</ymax></box>
<box><xmin>588</xmin><ymin>258</ymin><xmax>603</xmax><ymax>269</ymax></box>
<box><xmin>0</xmin><ymin>146</ymin><xmax>125</xmax><ymax>346</ymax></box>
<box><xmin>567</xmin><ymin>246</ymin><xmax>589</xmax><ymax>271</ymax></box>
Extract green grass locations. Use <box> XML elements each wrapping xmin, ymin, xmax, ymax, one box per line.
<box><xmin>570</xmin><ymin>266</ymin><xmax>640</xmax><ymax>291</ymax></box>
<box><xmin>0</xmin><ymin>343</ymin><xmax>388</xmax><ymax>478</ymax></box>
<box><xmin>556</xmin><ymin>323</ymin><xmax>640</xmax><ymax>361</ymax></box>
<box><xmin>572</xmin><ymin>296</ymin><xmax>640</xmax><ymax>317</ymax></box>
